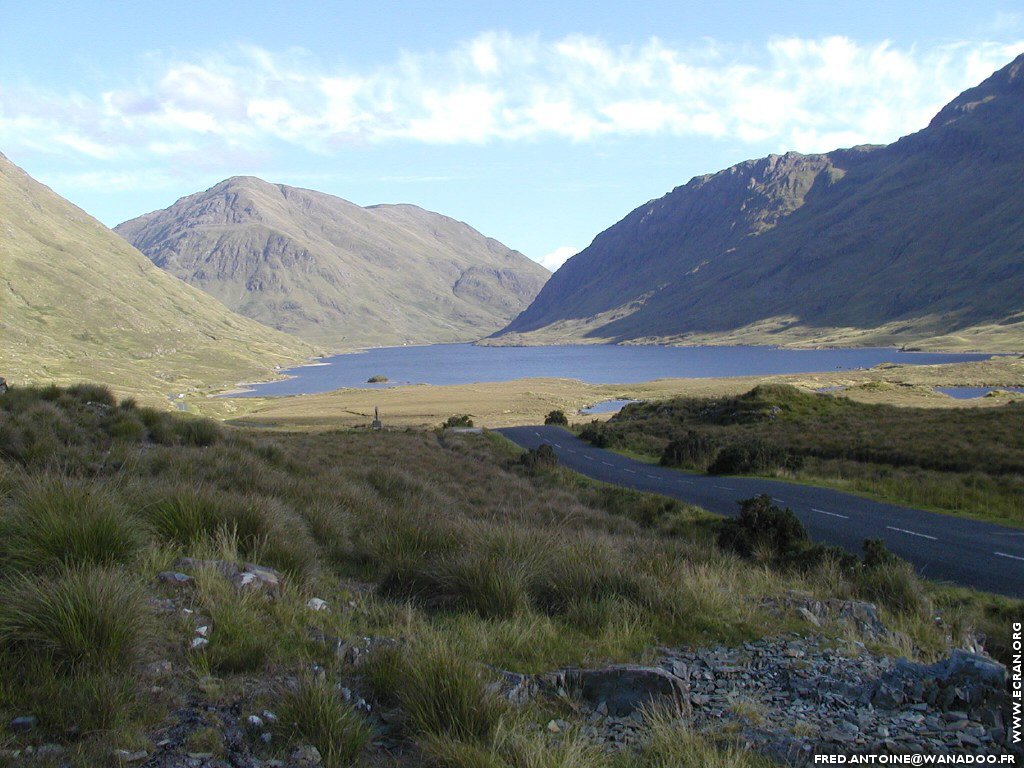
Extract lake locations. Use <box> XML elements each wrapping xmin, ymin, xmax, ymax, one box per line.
<box><xmin>230</xmin><ymin>344</ymin><xmax>993</xmax><ymax>398</ymax></box>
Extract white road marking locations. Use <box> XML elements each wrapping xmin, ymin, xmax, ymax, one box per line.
<box><xmin>714</xmin><ymin>485</ymin><xmax>735</xmax><ymax>491</ymax></box>
<box><xmin>553</xmin><ymin>443</ymin><xmax>561</xmax><ymax>448</ymax></box>
<box><xmin>773</xmin><ymin>498</ymin><xmax>785</xmax><ymax>504</ymax></box>
<box><xmin>623</xmin><ymin>468</ymin><xmax>636</xmax><ymax>474</ymax></box>
<box><xmin>602</xmin><ymin>461</ymin><xmax>614</xmax><ymax>467</ymax></box>
<box><xmin>994</xmin><ymin>551</ymin><xmax>1024</xmax><ymax>562</ymax></box>
<box><xmin>886</xmin><ymin>526</ymin><xmax>937</xmax><ymax>541</ymax></box>
<box><xmin>534</xmin><ymin>431</ymin><xmax>541</xmax><ymax>436</ymax></box>
<box><xmin>680</xmin><ymin>480</ymin><xmax>694</xmax><ymax>485</ymax></box>
<box><xmin>811</xmin><ymin>508</ymin><xmax>849</xmax><ymax>519</ymax></box>
<box><xmin>582</xmin><ymin>455</ymin><xmax>594</xmax><ymax>462</ymax></box>
<box><xmin>567</xmin><ymin>449</ymin><xmax>576</xmax><ymax>454</ymax></box>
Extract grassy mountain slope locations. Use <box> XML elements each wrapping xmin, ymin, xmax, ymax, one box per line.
<box><xmin>0</xmin><ymin>153</ymin><xmax>312</xmax><ymax>398</ymax></box>
<box><xmin>116</xmin><ymin>178</ymin><xmax>549</xmax><ymax>348</ymax></box>
<box><xmin>496</xmin><ymin>53</ymin><xmax>1024</xmax><ymax>352</ymax></box>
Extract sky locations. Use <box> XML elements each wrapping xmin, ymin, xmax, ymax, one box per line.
<box><xmin>1</xmin><ymin>2</ymin><xmax>1022</xmax><ymax>270</ymax></box>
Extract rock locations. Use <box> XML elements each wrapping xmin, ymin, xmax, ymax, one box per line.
<box><xmin>546</xmin><ymin>719</ymin><xmax>561</xmax><ymax>733</ymax></box>
<box><xmin>157</xmin><ymin>571</ymin><xmax>192</xmax><ymax>587</ymax></box>
<box><xmin>542</xmin><ymin>665</ymin><xmax>686</xmax><ymax>716</ymax></box>
<box><xmin>246</xmin><ymin>714</ymin><xmax>264</xmax><ymax>732</ymax></box>
<box><xmin>174</xmin><ymin>557</ymin><xmax>239</xmax><ymax>580</ymax></box>
<box><xmin>190</xmin><ymin>637</ymin><xmax>209</xmax><ymax>650</ymax></box>
<box><xmin>232</xmin><ymin>563</ymin><xmax>284</xmax><ymax>597</ymax></box>
<box><xmin>9</xmin><ymin>716</ymin><xmax>37</xmax><ymax>733</ymax></box>
<box><xmin>36</xmin><ymin>744</ymin><xmax>64</xmax><ymax>757</ymax></box>
<box><xmin>195</xmin><ymin>625</ymin><xmax>210</xmax><ymax>637</ymax></box>
<box><xmin>291</xmin><ymin>744</ymin><xmax>323</xmax><ymax>765</ymax></box>
<box><xmin>145</xmin><ymin>660</ymin><xmax>173</xmax><ymax>678</ymax></box>
<box><xmin>113</xmin><ymin>750</ymin><xmax>149</xmax><ymax>763</ymax></box>
<box><xmin>306</xmin><ymin>597</ymin><xmax>328</xmax><ymax>611</ymax></box>
<box><xmin>797</xmin><ymin>607</ymin><xmax>821</xmax><ymax>627</ymax></box>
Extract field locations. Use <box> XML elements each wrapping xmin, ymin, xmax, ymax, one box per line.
<box><xmin>573</xmin><ymin>383</ymin><xmax>1024</xmax><ymax>528</ymax></box>
<box><xmin>1</xmin><ymin>384</ymin><xmax>1017</xmax><ymax>765</ymax></box>
<box><xmin>193</xmin><ymin>355</ymin><xmax>1024</xmax><ymax>431</ymax></box>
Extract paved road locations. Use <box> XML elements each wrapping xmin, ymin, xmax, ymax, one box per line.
<box><xmin>497</xmin><ymin>426</ymin><xmax>1024</xmax><ymax>599</ymax></box>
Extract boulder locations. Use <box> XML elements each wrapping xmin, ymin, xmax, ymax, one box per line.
<box><xmin>232</xmin><ymin>563</ymin><xmax>283</xmax><ymax>597</ymax></box>
<box><xmin>540</xmin><ymin>665</ymin><xmax>686</xmax><ymax>716</ymax></box>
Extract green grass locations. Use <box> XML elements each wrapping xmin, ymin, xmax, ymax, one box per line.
<box><xmin>578</xmin><ymin>384</ymin><xmax>1024</xmax><ymax>526</ymax></box>
<box><xmin>0</xmin><ymin>565</ymin><xmax>149</xmax><ymax>670</ymax></box>
<box><xmin>0</xmin><ymin>384</ymin><xmax>1017</xmax><ymax>764</ymax></box>
<box><xmin>364</xmin><ymin>637</ymin><xmax>509</xmax><ymax>743</ymax></box>
<box><xmin>277</xmin><ymin>677</ymin><xmax>371</xmax><ymax>768</ymax></box>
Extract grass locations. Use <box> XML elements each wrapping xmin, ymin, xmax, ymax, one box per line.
<box><xmin>277</xmin><ymin>677</ymin><xmax>371</xmax><ymax>768</ymax></box>
<box><xmin>0</xmin><ymin>565</ymin><xmax>148</xmax><ymax>670</ymax></box>
<box><xmin>200</xmin><ymin>355</ymin><xmax>1024</xmax><ymax>430</ymax></box>
<box><xmin>365</xmin><ymin>637</ymin><xmax>509</xmax><ymax>742</ymax></box>
<box><xmin>578</xmin><ymin>383</ymin><xmax>1024</xmax><ymax>526</ymax></box>
<box><xmin>0</xmin><ymin>383</ymin><xmax>1018</xmax><ymax>764</ymax></box>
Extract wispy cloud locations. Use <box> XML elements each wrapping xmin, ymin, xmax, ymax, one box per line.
<box><xmin>1</xmin><ymin>34</ymin><xmax>1021</xmax><ymax>166</ymax></box>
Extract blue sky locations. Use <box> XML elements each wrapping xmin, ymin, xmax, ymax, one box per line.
<box><xmin>1</xmin><ymin>2</ymin><xmax>1022</xmax><ymax>269</ymax></box>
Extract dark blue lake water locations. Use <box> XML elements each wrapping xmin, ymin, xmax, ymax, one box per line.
<box><xmin>230</xmin><ymin>344</ymin><xmax>993</xmax><ymax>398</ymax></box>
<box><xmin>935</xmin><ymin>386</ymin><xmax>1024</xmax><ymax>399</ymax></box>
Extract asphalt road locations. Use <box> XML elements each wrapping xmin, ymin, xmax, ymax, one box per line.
<box><xmin>497</xmin><ymin>425</ymin><xmax>1024</xmax><ymax>599</ymax></box>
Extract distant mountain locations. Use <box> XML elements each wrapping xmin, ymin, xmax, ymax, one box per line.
<box><xmin>0</xmin><ymin>152</ymin><xmax>312</xmax><ymax>397</ymax></box>
<box><xmin>116</xmin><ymin>178</ymin><xmax>549</xmax><ymax>348</ymax></box>
<box><xmin>495</xmin><ymin>53</ymin><xmax>1024</xmax><ymax>352</ymax></box>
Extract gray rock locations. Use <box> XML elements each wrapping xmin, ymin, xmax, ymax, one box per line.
<box><xmin>157</xmin><ymin>571</ymin><xmax>192</xmax><ymax>587</ymax></box>
<box><xmin>9</xmin><ymin>716</ymin><xmax>37</xmax><ymax>733</ymax></box>
<box><xmin>291</xmin><ymin>744</ymin><xmax>323</xmax><ymax>765</ymax></box>
<box><xmin>541</xmin><ymin>665</ymin><xmax>686</xmax><ymax>716</ymax></box>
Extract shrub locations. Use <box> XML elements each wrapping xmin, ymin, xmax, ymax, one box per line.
<box><xmin>717</xmin><ymin>495</ymin><xmax>808</xmax><ymax>561</ymax></box>
<box><xmin>364</xmin><ymin>639</ymin><xmax>507</xmax><ymax>742</ymax></box>
<box><xmin>544</xmin><ymin>410</ymin><xmax>568</xmax><ymax>426</ymax></box>
<box><xmin>707</xmin><ymin>441</ymin><xmax>801</xmax><ymax>475</ymax></box>
<box><xmin>0</xmin><ymin>566</ymin><xmax>148</xmax><ymax>670</ymax></box>
<box><xmin>367</xmin><ymin>374</ymin><xmax>389</xmax><ymax>384</ymax></box>
<box><xmin>578</xmin><ymin>422</ymin><xmax>609</xmax><ymax>448</ymax></box>
<box><xmin>0</xmin><ymin>477</ymin><xmax>144</xmax><ymax>572</ymax></box>
<box><xmin>518</xmin><ymin>444</ymin><xmax>558</xmax><ymax>472</ymax></box>
<box><xmin>443</xmin><ymin>415</ymin><xmax>475</xmax><ymax>429</ymax></box>
<box><xmin>661</xmin><ymin>431</ymin><xmax>717</xmax><ymax>469</ymax></box>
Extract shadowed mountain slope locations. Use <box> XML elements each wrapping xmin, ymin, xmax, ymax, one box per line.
<box><xmin>496</xmin><ymin>53</ymin><xmax>1024</xmax><ymax>352</ymax></box>
<box><xmin>116</xmin><ymin>178</ymin><xmax>549</xmax><ymax>348</ymax></box>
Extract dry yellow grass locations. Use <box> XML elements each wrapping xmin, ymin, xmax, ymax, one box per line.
<box><xmin>194</xmin><ymin>356</ymin><xmax>1024</xmax><ymax>430</ymax></box>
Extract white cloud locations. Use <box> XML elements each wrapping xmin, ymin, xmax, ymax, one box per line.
<box><xmin>1</xmin><ymin>34</ymin><xmax>1021</xmax><ymax>163</ymax></box>
<box><xmin>536</xmin><ymin>246</ymin><xmax>578</xmax><ymax>271</ymax></box>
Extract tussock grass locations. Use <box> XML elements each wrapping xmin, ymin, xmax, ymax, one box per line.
<box><xmin>365</xmin><ymin>637</ymin><xmax>508</xmax><ymax>742</ymax></box>
<box><xmin>0</xmin><ymin>384</ymin><xmax>1017</xmax><ymax>761</ymax></box>
<box><xmin>0</xmin><ymin>566</ymin><xmax>148</xmax><ymax>670</ymax></box>
<box><xmin>277</xmin><ymin>677</ymin><xmax>371</xmax><ymax>768</ymax></box>
<box><xmin>619</xmin><ymin>706</ymin><xmax>773</xmax><ymax>767</ymax></box>
<box><xmin>0</xmin><ymin>476</ymin><xmax>144</xmax><ymax>573</ymax></box>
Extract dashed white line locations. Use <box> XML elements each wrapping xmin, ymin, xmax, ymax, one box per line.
<box><xmin>582</xmin><ymin>455</ymin><xmax>594</xmax><ymax>462</ymax></box>
<box><xmin>773</xmin><ymin>498</ymin><xmax>786</xmax><ymax>504</ymax></box>
<box><xmin>811</xmin><ymin>508</ymin><xmax>849</xmax><ymax>520</ymax></box>
<box><xmin>533</xmin><ymin>431</ymin><xmax>541</xmax><ymax>437</ymax></box>
<box><xmin>886</xmin><ymin>526</ymin><xmax>937</xmax><ymax>541</ymax></box>
<box><xmin>553</xmin><ymin>443</ymin><xmax>561</xmax><ymax>448</ymax></box>
<box><xmin>623</xmin><ymin>468</ymin><xmax>636</xmax><ymax>474</ymax></box>
<box><xmin>994</xmin><ymin>551</ymin><xmax>1024</xmax><ymax>562</ymax></box>
<box><xmin>680</xmin><ymin>480</ymin><xmax>694</xmax><ymax>485</ymax></box>
<box><xmin>602</xmin><ymin>461</ymin><xmax>614</xmax><ymax>467</ymax></box>
<box><xmin>566</xmin><ymin>449</ymin><xmax>576</xmax><ymax>454</ymax></box>
<box><xmin>714</xmin><ymin>485</ymin><xmax>735</xmax><ymax>491</ymax></box>
<box><xmin>645</xmin><ymin>474</ymin><xmax>658</xmax><ymax>479</ymax></box>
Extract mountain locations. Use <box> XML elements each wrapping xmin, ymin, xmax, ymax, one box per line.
<box><xmin>495</xmin><ymin>54</ymin><xmax>1024</xmax><ymax>352</ymax></box>
<box><xmin>0</xmin><ymin>152</ymin><xmax>312</xmax><ymax>398</ymax></box>
<box><xmin>116</xmin><ymin>178</ymin><xmax>549</xmax><ymax>348</ymax></box>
